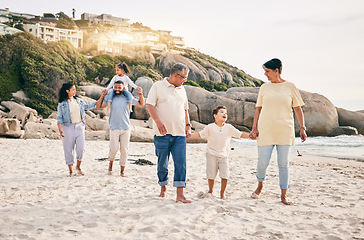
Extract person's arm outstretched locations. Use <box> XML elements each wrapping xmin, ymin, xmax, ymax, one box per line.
<box><xmin>240</xmin><ymin>131</ymin><xmax>250</xmax><ymax>139</ymax></box>
<box><xmin>188</xmin><ymin>132</ymin><xmax>201</xmax><ymax>138</ymax></box>
<box><xmin>249</xmin><ymin>107</ymin><xmax>262</xmax><ymax>139</ymax></box>
<box><xmin>134</xmin><ymin>87</ymin><xmax>145</xmax><ymax>107</ymax></box>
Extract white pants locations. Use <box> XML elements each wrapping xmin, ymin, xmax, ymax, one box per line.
<box><xmin>61</xmin><ymin>123</ymin><xmax>85</xmax><ymax>165</ymax></box>
<box><xmin>109</xmin><ymin>129</ymin><xmax>130</xmax><ymax>166</ymax></box>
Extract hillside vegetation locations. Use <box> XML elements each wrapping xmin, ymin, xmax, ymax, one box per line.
<box><xmin>0</xmin><ymin>32</ymin><xmax>263</xmax><ymax>117</ymax></box>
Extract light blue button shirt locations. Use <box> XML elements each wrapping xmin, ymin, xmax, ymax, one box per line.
<box><xmin>103</xmin><ymin>93</ymin><xmax>138</xmax><ymax>130</ymax></box>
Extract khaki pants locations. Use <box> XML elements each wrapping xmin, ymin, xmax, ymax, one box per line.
<box><xmin>206</xmin><ymin>152</ymin><xmax>229</xmax><ymax>179</ymax></box>
<box><xmin>109</xmin><ymin>129</ymin><xmax>130</xmax><ymax>166</ymax></box>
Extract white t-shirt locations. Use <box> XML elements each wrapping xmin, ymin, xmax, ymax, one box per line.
<box><xmin>68</xmin><ymin>98</ymin><xmax>81</xmax><ymax>123</ymax></box>
<box><xmin>106</xmin><ymin>75</ymin><xmax>138</xmax><ymax>91</ymax></box>
<box><xmin>199</xmin><ymin>123</ymin><xmax>242</xmax><ymax>158</ymax></box>
<box><xmin>146</xmin><ymin>78</ymin><xmax>189</xmax><ymax>136</ymax></box>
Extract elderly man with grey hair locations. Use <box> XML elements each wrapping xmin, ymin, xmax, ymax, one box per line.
<box><xmin>146</xmin><ymin>62</ymin><xmax>192</xmax><ymax>203</ymax></box>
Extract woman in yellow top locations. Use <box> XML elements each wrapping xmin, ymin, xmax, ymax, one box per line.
<box><xmin>249</xmin><ymin>58</ymin><xmax>307</xmax><ymax>205</ymax></box>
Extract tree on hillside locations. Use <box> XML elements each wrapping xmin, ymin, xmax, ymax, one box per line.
<box><xmin>43</xmin><ymin>13</ymin><xmax>56</xmax><ymax>18</ymax></box>
<box><xmin>56</xmin><ymin>12</ymin><xmax>76</xmax><ymax>29</ymax></box>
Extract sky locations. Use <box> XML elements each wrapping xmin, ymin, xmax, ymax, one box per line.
<box><xmin>4</xmin><ymin>0</ymin><xmax>364</xmax><ymax>111</ymax></box>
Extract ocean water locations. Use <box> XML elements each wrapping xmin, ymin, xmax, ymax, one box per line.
<box><xmin>234</xmin><ymin>135</ymin><xmax>364</xmax><ymax>162</ymax></box>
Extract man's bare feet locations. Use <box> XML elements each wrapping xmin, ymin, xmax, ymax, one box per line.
<box><xmin>281</xmin><ymin>196</ymin><xmax>293</xmax><ymax>205</ymax></box>
<box><xmin>69</xmin><ymin>172</ymin><xmax>74</xmax><ymax>177</ymax></box>
<box><xmin>176</xmin><ymin>187</ymin><xmax>192</xmax><ymax>203</ymax></box>
<box><xmin>159</xmin><ymin>185</ymin><xmax>167</xmax><ymax>198</ymax></box>
<box><xmin>220</xmin><ymin>193</ymin><xmax>227</xmax><ymax>200</ymax></box>
<box><xmin>120</xmin><ymin>166</ymin><xmax>126</xmax><ymax>177</ymax></box>
<box><xmin>176</xmin><ymin>196</ymin><xmax>193</xmax><ymax>203</ymax></box>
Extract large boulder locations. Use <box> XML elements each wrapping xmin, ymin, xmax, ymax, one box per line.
<box><xmin>133</xmin><ymin>77</ymin><xmax>154</xmax><ymax>98</ymax></box>
<box><xmin>298</xmin><ymin>91</ymin><xmax>339</xmax><ymax>136</ymax></box>
<box><xmin>188</xmin><ymin>103</ymin><xmax>199</xmax><ymax>122</ymax></box>
<box><xmin>328</xmin><ymin>126</ymin><xmax>358</xmax><ymax>136</ymax></box>
<box><xmin>79</xmin><ymin>95</ymin><xmax>107</xmax><ymax>118</ymax></box>
<box><xmin>47</xmin><ymin>111</ymin><xmax>58</xmax><ymax>119</ymax></box>
<box><xmin>184</xmin><ymin>85</ymin><xmax>247</xmax><ymax>127</ymax></box>
<box><xmin>337</xmin><ymin>108</ymin><xmax>364</xmax><ymax>135</ymax></box>
<box><xmin>85</xmin><ymin>115</ymin><xmax>109</xmax><ymax>131</ymax></box>
<box><xmin>11</xmin><ymin>90</ymin><xmax>29</xmax><ymax>103</ymax></box>
<box><xmin>1</xmin><ymin>101</ymin><xmax>38</xmax><ymax>123</ymax></box>
<box><xmin>157</xmin><ymin>52</ymin><xmax>209</xmax><ymax>82</ymax></box>
<box><xmin>0</xmin><ymin>110</ymin><xmax>8</xmax><ymax>118</ymax></box>
<box><xmin>0</xmin><ymin>119</ymin><xmax>22</xmax><ymax>138</ymax></box>
<box><xmin>132</xmin><ymin>105</ymin><xmax>150</xmax><ymax>120</ymax></box>
<box><xmin>23</xmin><ymin>119</ymin><xmax>60</xmax><ymax>139</ymax></box>
<box><xmin>130</xmin><ymin>124</ymin><xmax>154</xmax><ymax>142</ymax></box>
<box><xmin>85</xmin><ymin>130</ymin><xmax>108</xmax><ymax>140</ymax></box>
<box><xmin>79</xmin><ymin>84</ymin><xmax>104</xmax><ymax>100</ymax></box>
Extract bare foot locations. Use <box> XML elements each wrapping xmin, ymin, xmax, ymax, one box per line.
<box><xmin>69</xmin><ymin>172</ymin><xmax>74</xmax><ymax>177</ymax></box>
<box><xmin>220</xmin><ymin>194</ymin><xmax>227</xmax><ymax>200</ymax></box>
<box><xmin>281</xmin><ymin>196</ymin><xmax>293</xmax><ymax>205</ymax></box>
<box><xmin>120</xmin><ymin>171</ymin><xmax>126</xmax><ymax>177</ymax></box>
<box><xmin>159</xmin><ymin>185</ymin><xmax>167</xmax><ymax>198</ymax></box>
<box><xmin>75</xmin><ymin>167</ymin><xmax>84</xmax><ymax>176</ymax></box>
<box><xmin>252</xmin><ymin>181</ymin><xmax>263</xmax><ymax>198</ymax></box>
<box><xmin>176</xmin><ymin>196</ymin><xmax>193</xmax><ymax>203</ymax></box>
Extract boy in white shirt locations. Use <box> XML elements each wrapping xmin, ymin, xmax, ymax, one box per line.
<box><xmin>188</xmin><ymin>106</ymin><xmax>250</xmax><ymax>199</ymax></box>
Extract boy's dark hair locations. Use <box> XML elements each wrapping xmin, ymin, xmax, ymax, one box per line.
<box><xmin>212</xmin><ymin>106</ymin><xmax>227</xmax><ymax>119</ymax></box>
<box><xmin>58</xmin><ymin>82</ymin><xmax>76</xmax><ymax>103</ymax></box>
<box><xmin>116</xmin><ymin>62</ymin><xmax>131</xmax><ymax>75</ymax></box>
<box><xmin>263</xmin><ymin>58</ymin><xmax>282</xmax><ymax>74</ymax></box>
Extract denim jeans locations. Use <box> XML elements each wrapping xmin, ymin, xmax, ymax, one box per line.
<box><xmin>256</xmin><ymin>145</ymin><xmax>291</xmax><ymax>189</ymax></box>
<box><xmin>154</xmin><ymin>134</ymin><xmax>187</xmax><ymax>187</ymax></box>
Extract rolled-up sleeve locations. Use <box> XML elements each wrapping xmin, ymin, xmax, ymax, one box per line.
<box><xmin>57</xmin><ymin>104</ymin><xmax>63</xmax><ymax>125</ymax></box>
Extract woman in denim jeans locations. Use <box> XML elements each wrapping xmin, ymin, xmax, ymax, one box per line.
<box><xmin>249</xmin><ymin>59</ymin><xmax>307</xmax><ymax>205</ymax></box>
<box><xmin>57</xmin><ymin>82</ymin><xmax>98</xmax><ymax>177</ymax></box>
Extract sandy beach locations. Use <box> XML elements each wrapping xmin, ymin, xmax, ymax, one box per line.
<box><xmin>0</xmin><ymin>138</ymin><xmax>363</xmax><ymax>240</ymax></box>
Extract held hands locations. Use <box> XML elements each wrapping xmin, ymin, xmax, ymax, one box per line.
<box><xmin>136</xmin><ymin>87</ymin><xmax>142</xmax><ymax>94</ymax></box>
<box><xmin>249</xmin><ymin>128</ymin><xmax>259</xmax><ymax>139</ymax></box>
<box><xmin>185</xmin><ymin>126</ymin><xmax>191</xmax><ymax>138</ymax></box>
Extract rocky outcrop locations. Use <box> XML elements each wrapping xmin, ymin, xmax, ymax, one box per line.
<box><xmin>130</xmin><ymin>124</ymin><xmax>154</xmax><ymax>142</ymax></box>
<box><xmin>328</xmin><ymin>126</ymin><xmax>358</xmax><ymax>136</ymax></box>
<box><xmin>184</xmin><ymin>85</ymin><xmax>247</xmax><ymax>128</ymax></box>
<box><xmin>295</xmin><ymin>91</ymin><xmax>339</xmax><ymax>136</ymax></box>
<box><xmin>157</xmin><ymin>52</ymin><xmax>209</xmax><ymax>82</ymax></box>
<box><xmin>337</xmin><ymin>108</ymin><xmax>364</xmax><ymax>135</ymax></box>
<box><xmin>0</xmin><ymin>119</ymin><xmax>22</xmax><ymax>138</ymax></box>
<box><xmin>1</xmin><ymin>101</ymin><xmax>38</xmax><ymax>123</ymax></box>
<box><xmin>11</xmin><ymin>90</ymin><xmax>29</xmax><ymax>103</ymax></box>
<box><xmin>79</xmin><ymin>84</ymin><xmax>104</xmax><ymax>100</ymax></box>
<box><xmin>184</xmin><ymin>86</ymin><xmax>342</xmax><ymax>136</ymax></box>
<box><xmin>133</xmin><ymin>77</ymin><xmax>154</xmax><ymax>98</ymax></box>
<box><xmin>23</xmin><ymin>119</ymin><xmax>60</xmax><ymax>139</ymax></box>
<box><xmin>85</xmin><ymin>115</ymin><xmax>109</xmax><ymax>131</ymax></box>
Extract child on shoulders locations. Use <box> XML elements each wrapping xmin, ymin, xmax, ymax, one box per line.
<box><xmin>102</xmin><ymin>62</ymin><xmax>141</xmax><ymax>112</ymax></box>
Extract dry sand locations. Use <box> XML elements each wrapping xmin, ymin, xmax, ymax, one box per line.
<box><xmin>0</xmin><ymin>138</ymin><xmax>363</xmax><ymax>240</ymax></box>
